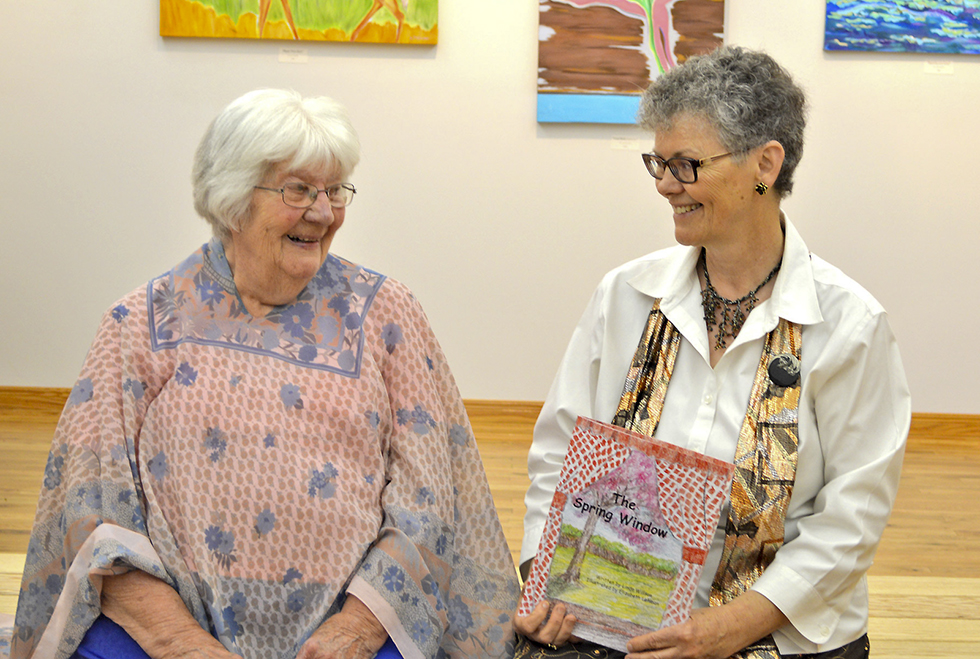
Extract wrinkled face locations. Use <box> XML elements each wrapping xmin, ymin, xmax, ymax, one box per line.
<box><xmin>653</xmin><ymin>115</ymin><xmax>758</xmax><ymax>250</ymax></box>
<box><xmin>230</xmin><ymin>162</ymin><xmax>346</xmax><ymax>295</ymax></box>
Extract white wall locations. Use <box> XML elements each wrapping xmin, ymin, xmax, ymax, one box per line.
<box><xmin>2</xmin><ymin>1</ymin><xmax>978</xmax><ymax>413</ymax></box>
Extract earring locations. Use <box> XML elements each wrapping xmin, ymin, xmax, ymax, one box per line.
<box><xmin>755</xmin><ymin>182</ymin><xmax>769</xmax><ymax>196</ymax></box>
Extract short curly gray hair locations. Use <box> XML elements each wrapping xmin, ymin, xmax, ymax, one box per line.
<box><xmin>638</xmin><ymin>46</ymin><xmax>807</xmax><ymax>196</ymax></box>
<box><xmin>192</xmin><ymin>89</ymin><xmax>361</xmax><ymax>239</ymax></box>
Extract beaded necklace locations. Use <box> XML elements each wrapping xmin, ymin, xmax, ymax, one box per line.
<box><xmin>700</xmin><ymin>249</ymin><xmax>781</xmax><ymax>350</ymax></box>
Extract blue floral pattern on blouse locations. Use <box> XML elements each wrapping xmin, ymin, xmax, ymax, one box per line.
<box><xmin>147</xmin><ymin>240</ymin><xmax>386</xmax><ymax>378</ymax></box>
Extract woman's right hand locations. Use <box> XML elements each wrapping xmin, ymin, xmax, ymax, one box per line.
<box><xmin>513</xmin><ymin>600</ymin><xmax>578</xmax><ymax>648</ymax></box>
<box><xmin>101</xmin><ymin>570</ymin><xmax>241</xmax><ymax>659</ymax></box>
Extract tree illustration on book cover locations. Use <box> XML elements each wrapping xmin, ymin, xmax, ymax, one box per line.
<box><xmin>519</xmin><ymin>417</ymin><xmax>734</xmax><ymax>652</ymax></box>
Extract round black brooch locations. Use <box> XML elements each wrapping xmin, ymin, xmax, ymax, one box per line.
<box><xmin>768</xmin><ymin>354</ymin><xmax>801</xmax><ymax>387</ymax></box>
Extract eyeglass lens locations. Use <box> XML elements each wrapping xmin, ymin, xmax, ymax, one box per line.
<box><xmin>645</xmin><ymin>155</ymin><xmax>696</xmax><ymax>183</ymax></box>
<box><xmin>282</xmin><ymin>182</ymin><xmax>354</xmax><ymax>208</ymax></box>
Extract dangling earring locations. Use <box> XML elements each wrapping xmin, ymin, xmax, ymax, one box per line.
<box><xmin>755</xmin><ymin>182</ymin><xmax>769</xmax><ymax>196</ymax></box>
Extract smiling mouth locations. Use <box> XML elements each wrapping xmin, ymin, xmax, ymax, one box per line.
<box><xmin>674</xmin><ymin>203</ymin><xmax>703</xmax><ymax>214</ymax></box>
<box><xmin>287</xmin><ymin>235</ymin><xmax>320</xmax><ymax>245</ymax></box>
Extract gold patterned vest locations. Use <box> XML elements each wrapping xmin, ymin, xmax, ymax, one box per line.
<box><xmin>612</xmin><ymin>299</ymin><xmax>803</xmax><ymax>659</ymax></box>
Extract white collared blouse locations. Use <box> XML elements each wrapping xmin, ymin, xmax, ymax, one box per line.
<box><xmin>521</xmin><ymin>217</ymin><xmax>911</xmax><ymax>654</ymax></box>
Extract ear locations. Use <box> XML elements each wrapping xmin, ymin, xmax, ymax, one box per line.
<box><xmin>757</xmin><ymin>140</ymin><xmax>785</xmax><ymax>188</ymax></box>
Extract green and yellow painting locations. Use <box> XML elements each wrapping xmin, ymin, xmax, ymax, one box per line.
<box><xmin>161</xmin><ymin>0</ymin><xmax>438</xmax><ymax>44</ymax></box>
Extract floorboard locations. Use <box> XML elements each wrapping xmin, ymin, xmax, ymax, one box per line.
<box><xmin>2</xmin><ymin>393</ymin><xmax>978</xmax><ymax>656</ymax></box>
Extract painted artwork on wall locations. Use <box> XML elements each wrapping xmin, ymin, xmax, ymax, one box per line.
<box><xmin>160</xmin><ymin>0</ymin><xmax>437</xmax><ymax>44</ymax></box>
<box><xmin>538</xmin><ymin>0</ymin><xmax>724</xmax><ymax>124</ymax></box>
<box><xmin>825</xmin><ymin>1</ymin><xmax>980</xmax><ymax>54</ymax></box>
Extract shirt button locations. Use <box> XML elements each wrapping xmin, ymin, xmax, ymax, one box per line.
<box><xmin>819</xmin><ymin>625</ymin><xmax>830</xmax><ymax>637</ymax></box>
<box><xmin>703</xmin><ymin>394</ymin><xmax>714</xmax><ymax>405</ymax></box>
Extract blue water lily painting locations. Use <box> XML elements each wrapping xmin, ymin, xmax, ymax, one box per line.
<box><xmin>825</xmin><ymin>1</ymin><xmax>980</xmax><ymax>54</ymax></box>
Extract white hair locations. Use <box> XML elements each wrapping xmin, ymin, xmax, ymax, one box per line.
<box><xmin>192</xmin><ymin>89</ymin><xmax>361</xmax><ymax>238</ymax></box>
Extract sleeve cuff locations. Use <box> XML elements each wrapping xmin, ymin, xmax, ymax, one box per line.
<box><xmin>520</xmin><ymin>521</ymin><xmax>545</xmax><ymax>566</ymax></box>
<box><xmin>751</xmin><ymin>563</ymin><xmax>842</xmax><ymax>645</ymax></box>
<box><xmin>347</xmin><ymin>575</ymin><xmax>424</xmax><ymax>659</ymax></box>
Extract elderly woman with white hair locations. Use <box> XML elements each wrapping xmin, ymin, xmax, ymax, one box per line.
<box><xmin>6</xmin><ymin>89</ymin><xmax>519</xmax><ymax>659</ymax></box>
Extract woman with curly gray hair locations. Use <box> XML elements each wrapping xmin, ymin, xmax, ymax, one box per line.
<box><xmin>516</xmin><ymin>47</ymin><xmax>910</xmax><ymax>659</ymax></box>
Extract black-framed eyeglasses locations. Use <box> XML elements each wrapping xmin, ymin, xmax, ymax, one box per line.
<box><xmin>641</xmin><ymin>152</ymin><xmax>733</xmax><ymax>184</ymax></box>
<box><xmin>254</xmin><ymin>182</ymin><xmax>357</xmax><ymax>208</ymax></box>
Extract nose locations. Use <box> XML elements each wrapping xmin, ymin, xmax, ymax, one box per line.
<box><xmin>655</xmin><ymin>168</ymin><xmax>684</xmax><ymax>197</ymax></box>
<box><xmin>305</xmin><ymin>191</ymin><xmax>338</xmax><ymax>221</ymax></box>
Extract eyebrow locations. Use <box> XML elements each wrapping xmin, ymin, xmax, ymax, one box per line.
<box><xmin>283</xmin><ymin>173</ymin><xmax>343</xmax><ymax>185</ymax></box>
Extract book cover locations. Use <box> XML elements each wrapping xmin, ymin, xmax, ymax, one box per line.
<box><xmin>518</xmin><ymin>417</ymin><xmax>735</xmax><ymax>652</ymax></box>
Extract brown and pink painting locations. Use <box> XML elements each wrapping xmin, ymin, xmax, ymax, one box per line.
<box><xmin>538</xmin><ymin>0</ymin><xmax>723</xmax><ymax>123</ymax></box>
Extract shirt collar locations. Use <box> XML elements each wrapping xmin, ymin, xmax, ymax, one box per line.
<box><xmin>768</xmin><ymin>216</ymin><xmax>823</xmax><ymax>326</ymax></box>
<box><xmin>627</xmin><ymin>215</ymin><xmax>823</xmax><ymax>327</ymax></box>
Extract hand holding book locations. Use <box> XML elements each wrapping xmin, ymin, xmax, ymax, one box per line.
<box><xmin>517</xmin><ymin>417</ymin><xmax>735</xmax><ymax>653</ymax></box>
<box><xmin>624</xmin><ymin>590</ymin><xmax>788</xmax><ymax>658</ymax></box>
<box><xmin>513</xmin><ymin>599</ymin><xmax>578</xmax><ymax>649</ymax></box>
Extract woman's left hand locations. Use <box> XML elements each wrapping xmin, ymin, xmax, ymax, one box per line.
<box><xmin>624</xmin><ymin>592</ymin><xmax>788</xmax><ymax>659</ymax></box>
<box><xmin>296</xmin><ymin>594</ymin><xmax>389</xmax><ymax>659</ymax></box>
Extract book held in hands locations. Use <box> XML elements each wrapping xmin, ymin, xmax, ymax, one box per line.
<box><xmin>518</xmin><ymin>417</ymin><xmax>735</xmax><ymax>652</ymax></box>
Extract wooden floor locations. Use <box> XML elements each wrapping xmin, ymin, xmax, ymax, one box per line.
<box><xmin>2</xmin><ymin>392</ymin><xmax>979</xmax><ymax>656</ymax></box>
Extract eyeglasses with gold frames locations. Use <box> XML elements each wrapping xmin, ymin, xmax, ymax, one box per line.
<box><xmin>641</xmin><ymin>152</ymin><xmax>733</xmax><ymax>184</ymax></box>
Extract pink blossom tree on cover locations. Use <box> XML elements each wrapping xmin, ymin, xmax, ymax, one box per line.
<box><xmin>603</xmin><ymin>452</ymin><xmax>669</xmax><ymax>552</ymax></box>
<box><xmin>561</xmin><ymin>452</ymin><xmax>669</xmax><ymax>583</ymax></box>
